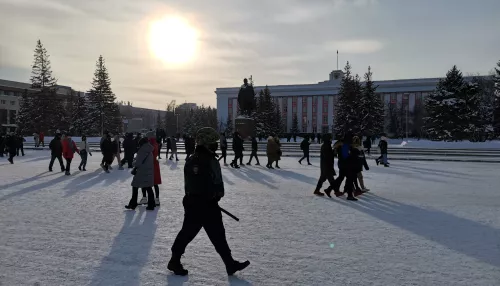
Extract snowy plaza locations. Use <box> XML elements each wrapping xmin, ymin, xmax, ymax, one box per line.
<box><xmin>0</xmin><ymin>151</ymin><xmax>499</xmax><ymax>286</ymax></box>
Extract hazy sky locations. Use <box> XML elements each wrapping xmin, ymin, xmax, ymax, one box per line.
<box><xmin>1</xmin><ymin>0</ymin><xmax>499</xmax><ymax>109</ymax></box>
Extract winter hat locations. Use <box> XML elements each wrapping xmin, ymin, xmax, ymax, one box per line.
<box><xmin>196</xmin><ymin>127</ymin><xmax>219</xmax><ymax>146</ymax></box>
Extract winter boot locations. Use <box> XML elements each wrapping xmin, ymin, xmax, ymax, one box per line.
<box><xmin>139</xmin><ymin>197</ymin><xmax>148</xmax><ymax>205</ymax></box>
<box><xmin>334</xmin><ymin>191</ymin><xmax>344</xmax><ymax>197</ymax></box>
<box><xmin>8</xmin><ymin>158</ymin><xmax>13</xmax><ymax>164</ymax></box>
<box><xmin>124</xmin><ymin>204</ymin><xmax>137</xmax><ymax>210</ymax></box>
<box><xmin>362</xmin><ymin>188</ymin><xmax>370</xmax><ymax>192</ymax></box>
<box><xmin>375</xmin><ymin>159</ymin><xmax>380</xmax><ymax>166</ymax></box>
<box><xmin>168</xmin><ymin>257</ymin><xmax>188</xmax><ymax>276</ymax></box>
<box><xmin>65</xmin><ymin>171</ymin><xmax>71</xmax><ymax>176</ymax></box>
<box><xmin>298</xmin><ymin>160</ymin><xmax>302</xmax><ymax>164</ymax></box>
<box><xmin>246</xmin><ymin>162</ymin><xmax>251</xmax><ymax>166</ymax></box>
<box><xmin>313</xmin><ymin>190</ymin><xmax>325</xmax><ymax>196</ymax></box>
<box><xmin>346</xmin><ymin>195</ymin><xmax>358</xmax><ymax>201</ymax></box>
<box><xmin>82</xmin><ymin>168</ymin><xmax>87</xmax><ymax>171</ymax></box>
<box><xmin>324</xmin><ymin>188</ymin><xmax>332</xmax><ymax>198</ymax></box>
<box><xmin>108</xmin><ymin>165</ymin><xmax>113</xmax><ymax>170</ymax></box>
<box><xmin>78</xmin><ymin>166</ymin><xmax>82</xmax><ymax>171</ymax></box>
<box><xmin>308</xmin><ymin>162</ymin><xmax>312</xmax><ymax>165</ymax></box>
<box><xmin>226</xmin><ymin>260</ymin><xmax>250</xmax><ymax>276</ymax></box>
<box><xmin>384</xmin><ymin>164</ymin><xmax>390</xmax><ymax>167</ymax></box>
<box><xmin>255</xmin><ymin>162</ymin><xmax>260</xmax><ymax>166</ymax></box>
<box><xmin>155</xmin><ymin>198</ymin><xmax>160</xmax><ymax>206</ymax></box>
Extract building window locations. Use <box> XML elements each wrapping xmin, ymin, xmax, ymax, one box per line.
<box><xmin>10</xmin><ymin>101</ymin><xmax>15</xmax><ymax>105</ymax></box>
<box><xmin>1</xmin><ymin>100</ymin><xmax>5</xmax><ymax>104</ymax></box>
<box><xmin>390</xmin><ymin>94</ymin><xmax>397</xmax><ymax>104</ymax></box>
<box><xmin>0</xmin><ymin>90</ymin><xmax>4</xmax><ymax>96</ymax></box>
<box><xmin>0</xmin><ymin>109</ymin><xmax>7</xmax><ymax>124</ymax></box>
<box><xmin>322</xmin><ymin>115</ymin><xmax>328</xmax><ymax>124</ymax></box>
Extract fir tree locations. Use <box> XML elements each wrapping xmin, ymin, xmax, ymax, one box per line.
<box><xmin>334</xmin><ymin>62</ymin><xmax>362</xmax><ymax>137</ymax></box>
<box><xmin>359</xmin><ymin>66</ymin><xmax>384</xmax><ymax>136</ymax></box>
<box><xmin>87</xmin><ymin>55</ymin><xmax>121</xmax><ymax>135</ymax></box>
<box><xmin>290</xmin><ymin>113</ymin><xmax>299</xmax><ymax>134</ymax></box>
<box><xmin>493</xmin><ymin>60</ymin><xmax>500</xmax><ymax>137</ymax></box>
<box><xmin>273</xmin><ymin>103</ymin><xmax>284</xmax><ymax>136</ymax></box>
<box><xmin>17</xmin><ymin>89</ymin><xmax>35</xmax><ymax>134</ymax></box>
<box><xmin>71</xmin><ymin>92</ymin><xmax>91</xmax><ymax>135</ymax></box>
<box><xmin>470</xmin><ymin>76</ymin><xmax>495</xmax><ymax>141</ymax></box>
<box><xmin>28</xmin><ymin>40</ymin><xmax>64</xmax><ymax>134</ymax></box>
<box><xmin>30</xmin><ymin>40</ymin><xmax>57</xmax><ymax>89</ymax></box>
<box><xmin>424</xmin><ymin>65</ymin><xmax>473</xmax><ymax>141</ymax></box>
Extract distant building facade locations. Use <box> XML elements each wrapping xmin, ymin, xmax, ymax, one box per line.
<box><xmin>215</xmin><ymin>70</ymin><xmax>479</xmax><ymax>134</ymax></box>
<box><xmin>0</xmin><ymin>79</ymin><xmax>83</xmax><ymax>133</ymax></box>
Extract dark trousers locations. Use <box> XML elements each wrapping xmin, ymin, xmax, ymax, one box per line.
<box><xmin>142</xmin><ymin>185</ymin><xmax>160</xmax><ymax>198</ymax></box>
<box><xmin>232</xmin><ymin>151</ymin><xmax>242</xmax><ymax>166</ymax></box>
<box><xmin>8</xmin><ymin>152</ymin><xmax>15</xmax><ymax>162</ymax></box>
<box><xmin>247</xmin><ymin>150</ymin><xmax>259</xmax><ymax>164</ymax></box>
<box><xmin>315</xmin><ymin>172</ymin><xmax>336</xmax><ymax>192</ymax></box>
<box><xmin>79</xmin><ymin>150</ymin><xmax>88</xmax><ymax>169</ymax></box>
<box><xmin>0</xmin><ymin>146</ymin><xmax>4</xmax><ymax>157</ymax></box>
<box><xmin>218</xmin><ymin>148</ymin><xmax>227</xmax><ymax>164</ymax></box>
<box><xmin>171</xmin><ymin>197</ymin><xmax>232</xmax><ymax>263</ymax></box>
<box><xmin>17</xmin><ymin>145</ymin><xmax>24</xmax><ymax>156</ymax></box>
<box><xmin>49</xmin><ymin>155</ymin><xmax>64</xmax><ymax>171</ymax></box>
<box><xmin>299</xmin><ymin>151</ymin><xmax>310</xmax><ymax>164</ymax></box>
<box><xmin>129</xmin><ymin>187</ymin><xmax>155</xmax><ymax>208</ymax></box>
<box><xmin>166</xmin><ymin>147</ymin><xmax>171</xmax><ymax>159</ymax></box>
<box><xmin>334</xmin><ymin>168</ymin><xmax>346</xmax><ymax>192</ymax></box>
<box><xmin>65</xmin><ymin>158</ymin><xmax>72</xmax><ymax>172</ymax></box>
<box><xmin>366</xmin><ymin>147</ymin><xmax>371</xmax><ymax>155</ymax></box>
<box><xmin>121</xmin><ymin>154</ymin><xmax>134</xmax><ymax>168</ymax></box>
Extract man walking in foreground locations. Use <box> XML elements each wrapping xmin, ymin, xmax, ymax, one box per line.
<box><xmin>168</xmin><ymin>127</ymin><xmax>250</xmax><ymax>276</ymax></box>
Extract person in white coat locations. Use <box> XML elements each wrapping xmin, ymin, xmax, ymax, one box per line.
<box><xmin>78</xmin><ymin>135</ymin><xmax>92</xmax><ymax>171</ymax></box>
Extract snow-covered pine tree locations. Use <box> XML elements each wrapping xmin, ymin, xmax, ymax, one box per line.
<box><xmin>290</xmin><ymin>113</ymin><xmax>299</xmax><ymax>134</ymax></box>
<box><xmin>71</xmin><ymin>92</ymin><xmax>91</xmax><ymax>135</ymax></box>
<box><xmin>493</xmin><ymin>60</ymin><xmax>500</xmax><ymax>137</ymax></box>
<box><xmin>470</xmin><ymin>76</ymin><xmax>495</xmax><ymax>141</ymax></box>
<box><xmin>273</xmin><ymin>103</ymin><xmax>284</xmax><ymax>137</ymax></box>
<box><xmin>260</xmin><ymin>86</ymin><xmax>276</xmax><ymax>136</ymax></box>
<box><xmin>334</xmin><ymin>62</ymin><xmax>362</xmax><ymax>137</ymax></box>
<box><xmin>424</xmin><ymin>65</ymin><xmax>467</xmax><ymax>141</ymax></box>
<box><xmin>360</xmin><ymin>66</ymin><xmax>383</xmax><ymax>136</ymax></box>
<box><xmin>86</xmin><ymin>55</ymin><xmax>121</xmax><ymax>135</ymax></box>
<box><xmin>17</xmin><ymin>89</ymin><xmax>35</xmax><ymax>134</ymax></box>
<box><xmin>28</xmin><ymin>40</ymin><xmax>63</xmax><ymax>134</ymax></box>
<box><xmin>182</xmin><ymin>109</ymin><xmax>196</xmax><ymax>136</ymax></box>
<box><xmin>30</xmin><ymin>40</ymin><xmax>57</xmax><ymax>89</ymax></box>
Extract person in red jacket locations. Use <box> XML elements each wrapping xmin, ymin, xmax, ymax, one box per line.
<box><xmin>62</xmin><ymin>133</ymin><xmax>79</xmax><ymax>175</ymax></box>
<box><xmin>39</xmin><ymin>131</ymin><xmax>45</xmax><ymax>147</ymax></box>
<box><xmin>140</xmin><ymin>132</ymin><xmax>163</xmax><ymax>206</ymax></box>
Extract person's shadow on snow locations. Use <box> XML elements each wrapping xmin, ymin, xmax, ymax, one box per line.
<box><xmin>89</xmin><ymin>208</ymin><xmax>158</xmax><ymax>286</ymax></box>
<box><xmin>328</xmin><ymin>193</ymin><xmax>500</xmax><ymax>268</ymax></box>
<box><xmin>227</xmin><ymin>167</ymin><xmax>277</xmax><ymax>190</ymax></box>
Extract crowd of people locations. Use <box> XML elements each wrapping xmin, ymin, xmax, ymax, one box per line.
<box><xmin>1</xmin><ymin>127</ymin><xmax>391</xmax><ymax>276</ymax></box>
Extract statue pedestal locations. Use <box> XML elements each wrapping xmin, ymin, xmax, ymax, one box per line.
<box><xmin>234</xmin><ymin>116</ymin><xmax>255</xmax><ymax>139</ymax></box>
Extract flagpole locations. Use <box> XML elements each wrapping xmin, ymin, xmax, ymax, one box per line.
<box><xmin>336</xmin><ymin>50</ymin><xmax>338</xmax><ymax>70</ymax></box>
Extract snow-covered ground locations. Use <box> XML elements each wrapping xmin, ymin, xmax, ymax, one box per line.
<box><xmin>1</xmin><ymin>151</ymin><xmax>499</xmax><ymax>286</ymax></box>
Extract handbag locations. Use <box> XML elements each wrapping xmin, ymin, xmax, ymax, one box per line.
<box><xmin>131</xmin><ymin>152</ymin><xmax>150</xmax><ymax>176</ymax></box>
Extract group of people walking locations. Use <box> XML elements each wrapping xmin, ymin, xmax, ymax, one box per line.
<box><xmin>0</xmin><ymin>132</ymin><xmax>26</xmax><ymax>163</ymax></box>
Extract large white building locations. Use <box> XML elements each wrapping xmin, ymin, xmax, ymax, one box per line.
<box><xmin>216</xmin><ymin>70</ymin><xmax>443</xmax><ymax>134</ymax></box>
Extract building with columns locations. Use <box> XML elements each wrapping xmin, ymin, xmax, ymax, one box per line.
<box><xmin>216</xmin><ymin>70</ymin><xmax>444</xmax><ymax>134</ymax></box>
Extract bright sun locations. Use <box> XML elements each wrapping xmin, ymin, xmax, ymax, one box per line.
<box><xmin>148</xmin><ymin>16</ymin><xmax>198</xmax><ymax>65</ymax></box>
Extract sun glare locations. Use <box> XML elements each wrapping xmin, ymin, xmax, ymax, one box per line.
<box><xmin>148</xmin><ymin>16</ymin><xmax>198</xmax><ymax>65</ymax></box>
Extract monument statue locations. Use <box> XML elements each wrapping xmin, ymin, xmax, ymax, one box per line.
<box><xmin>237</xmin><ymin>78</ymin><xmax>255</xmax><ymax>116</ymax></box>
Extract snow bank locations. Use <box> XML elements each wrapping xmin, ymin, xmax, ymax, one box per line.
<box><xmin>388</xmin><ymin>139</ymin><xmax>500</xmax><ymax>149</ymax></box>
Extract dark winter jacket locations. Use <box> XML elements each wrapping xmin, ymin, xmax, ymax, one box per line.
<box><xmin>220</xmin><ymin>135</ymin><xmax>227</xmax><ymax>150</ymax></box>
<box><xmin>49</xmin><ymin>136</ymin><xmax>63</xmax><ymax>156</ymax></box>
<box><xmin>363</xmin><ymin>138</ymin><xmax>371</xmax><ymax>149</ymax></box>
<box><xmin>123</xmin><ymin>135</ymin><xmax>137</xmax><ymax>157</ymax></box>
<box><xmin>300</xmin><ymin>138</ymin><xmax>310</xmax><ymax>152</ymax></box>
<box><xmin>185</xmin><ymin>137</ymin><xmax>196</xmax><ymax>155</ymax></box>
<box><xmin>352</xmin><ymin>146</ymin><xmax>369</xmax><ymax>173</ymax></box>
<box><xmin>320</xmin><ymin>140</ymin><xmax>336</xmax><ymax>176</ymax></box>
<box><xmin>251</xmin><ymin>137</ymin><xmax>258</xmax><ymax>151</ymax></box>
<box><xmin>17</xmin><ymin>136</ymin><xmax>25</xmax><ymax>147</ymax></box>
<box><xmin>101</xmin><ymin>138</ymin><xmax>115</xmax><ymax>161</ymax></box>
<box><xmin>379</xmin><ymin>139</ymin><xmax>388</xmax><ymax>154</ymax></box>
<box><xmin>232</xmin><ymin>134</ymin><xmax>244</xmax><ymax>153</ymax></box>
<box><xmin>184</xmin><ymin>145</ymin><xmax>224</xmax><ymax>201</ymax></box>
<box><xmin>166</xmin><ymin>137</ymin><xmax>172</xmax><ymax>149</ymax></box>
<box><xmin>5</xmin><ymin>135</ymin><xmax>17</xmax><ymax>154</ymax></box>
